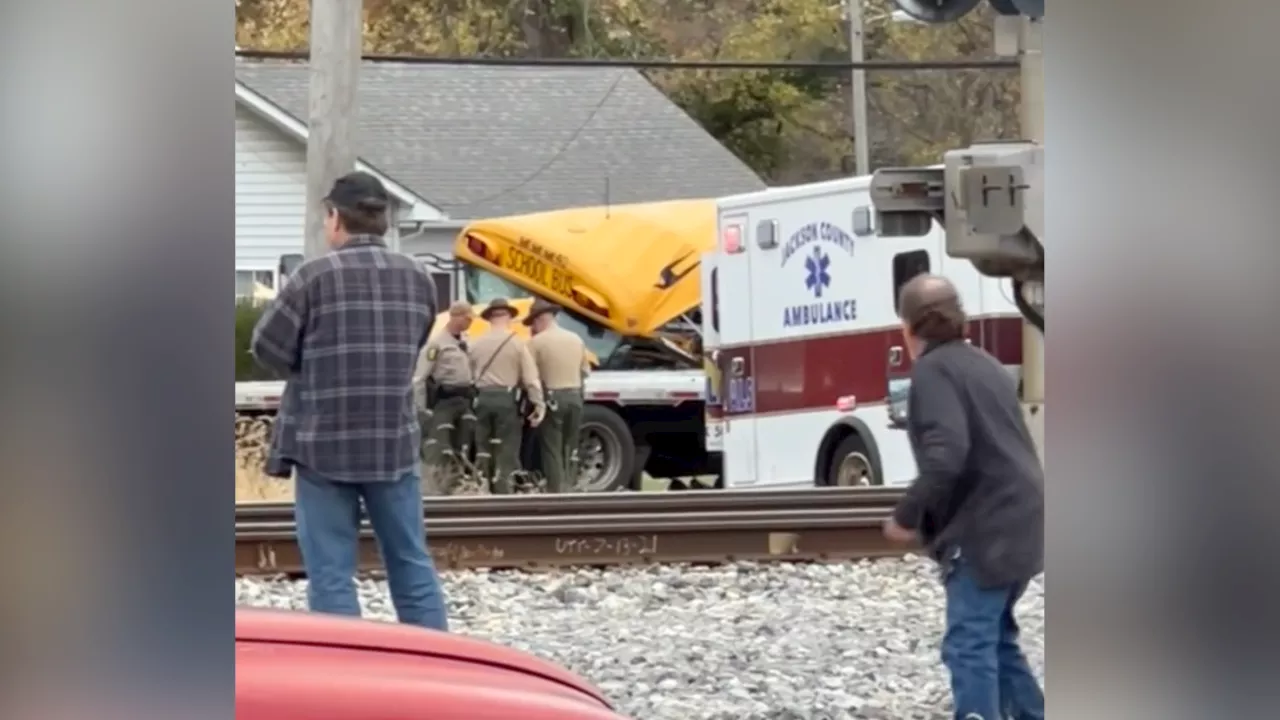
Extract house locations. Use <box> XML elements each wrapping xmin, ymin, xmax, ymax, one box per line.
<box><xmin>234</xmin><ymin>58</ymin><xmax>765</xmax><ymax>304</ymax></box>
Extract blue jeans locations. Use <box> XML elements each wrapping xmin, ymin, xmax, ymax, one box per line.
<box><xmin>942</xmin><ymin>557</ymin><xmax>1044</xmax><ymax>720</ymax></box>
<box><xmin>294</xmin><ymin>466</ymin><xmax>449</xmax><ymax>631</ymax></box>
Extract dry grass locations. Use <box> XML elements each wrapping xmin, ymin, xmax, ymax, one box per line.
<box><xmin>235</xmin><ymin>414</ymin><xmax>294</xmax><ymax>503</ymax></box>
<box><xmin>235</xmin><ymin>412</ymin><xmax>536</xmax><ymax>501</ymax></box>
<box><xmin>236</xmin><ymin>463</ymin><xmax>295</xmax><ymax>503</ymax></box>
<box><xmin>235</xmin><ymin>412</ymin><xmax>686</xmax><ymax>501</ymax></box>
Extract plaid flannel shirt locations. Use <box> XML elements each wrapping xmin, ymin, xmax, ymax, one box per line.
<box><xmin>250</xmin><ymin>236</ymin><xmax>437</xmax><ymax>482</ymax></box>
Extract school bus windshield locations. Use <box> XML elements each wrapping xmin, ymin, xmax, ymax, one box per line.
<box><xmin>464</xmin><ymin>266</ymin><xmax>623</xmax><ymax>365</ymax></box>
<box><xmin>464</xmin><ymin>266</ymin><xmax>532</xmax><ymax>304</ymax></box>
<box><xmin>556</xmin><ymin>308</ymin><xmax>623</xmax><ymax>366</ymax></box>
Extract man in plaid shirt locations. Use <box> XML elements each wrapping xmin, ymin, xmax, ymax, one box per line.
<box><xmin>251</xmin><ymin>171</ymin><xmax>448</xmax><ymax>631</ymax></box>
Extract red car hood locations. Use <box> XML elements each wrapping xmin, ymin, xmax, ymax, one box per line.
<box><xmin>236</xmin><ymin>608</ymin><xmax>612</xmax><ymax>709</ymax></box>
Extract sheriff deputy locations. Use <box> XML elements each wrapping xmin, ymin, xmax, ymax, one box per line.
<box><xmin>467</xmin><ymin>298</ymin><xmax>545</xmax><ymax>493</ymax></box>
<box><xmin>413</xmin><ymin>301</ymin><xmax>477</xmax><ymax>491</ymax></box>
<box><xmin>525</xmin><ymin>298</ymin><xmax>590</xmax><ymax>493</ymax></box>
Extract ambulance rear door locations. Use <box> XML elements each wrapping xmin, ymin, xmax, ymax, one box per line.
<box><xmin>699</xmin><ymin>251</ymin><xmax>724</xmax><ymax>455</ymax></box>
<box><xmin>714</xmin><ymin>212</ymin><xmax>758</xmax><ymax>485</ymax></box>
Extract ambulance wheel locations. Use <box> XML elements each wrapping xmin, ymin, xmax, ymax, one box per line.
<box><xmin>577</xmin><ymin>405</ymin><xmax>636</xmax><ymax>493</ymax></box>
<box><xmin>827</xmin><ymin>433</ymin><xmax>881</xmax><ymax>487</ymax></box>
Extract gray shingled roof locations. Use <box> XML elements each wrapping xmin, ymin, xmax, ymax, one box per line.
<box><xmin>235</xmin><ymin>60</ymin><xmax>765</xmax><ymax>219</ymax></box>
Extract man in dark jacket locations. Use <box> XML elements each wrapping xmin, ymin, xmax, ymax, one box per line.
<box><xmin>883</xmin><ymin>274</ymin><xmax>1044</xmax><ymax>720</ymax></box>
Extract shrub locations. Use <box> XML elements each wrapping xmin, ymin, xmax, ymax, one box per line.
<box><xmin>235</xmin><ymin>299</ymin><xmax>285</xmax><ymax>382</ymax></box>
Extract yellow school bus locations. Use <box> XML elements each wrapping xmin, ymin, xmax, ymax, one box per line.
<box><xmin>452</xmin><ymin>199</ymin><xmax>715</xmax><ymax>339</ymax></box>
<box><xmin>425</xmin><ymin>201</ymin><xmax>720</xmax><ymax>492</ymax></box>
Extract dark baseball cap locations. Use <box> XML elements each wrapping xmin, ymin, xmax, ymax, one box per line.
<box><xmin>324</xmin><ymin>171</ymin><xmax>389</xmax><ymax>212</ymax></box>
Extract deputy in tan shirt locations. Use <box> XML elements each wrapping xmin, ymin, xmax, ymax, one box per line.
<box><xmin>467</xmin><ymin>297</ymin><xmax>544</xmax><ymax>493</ymax></box>
<box><xmin>525</xmin><ymin>298</ymin><xmax>589</xmax><ymax>493</ymax></box>
<box><xmin>412</xmin><ymin>301</ymin><xmax>476</xmax><ymax>486</ymax></box>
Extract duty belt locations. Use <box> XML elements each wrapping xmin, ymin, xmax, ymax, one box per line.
<box><xmin>436</xmin><ymin>384</ymin><xmax>473</xmax><ymax>400</ymax></box>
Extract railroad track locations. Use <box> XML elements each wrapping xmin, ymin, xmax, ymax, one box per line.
<box><xmin>235</xmin><ymin>487</ymin><xmax>911</xmax><ymax>575</ymax></box>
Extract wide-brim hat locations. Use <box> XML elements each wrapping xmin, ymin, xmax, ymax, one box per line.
<box><xmin>479</xmin><ymin>297</ymin><xmax>517</xmax><ymax>320</ymax></box>
<box><xmin>522</xmin><ymin>298</ymin><xmax>561</xmax><ymax>326</ymax></box>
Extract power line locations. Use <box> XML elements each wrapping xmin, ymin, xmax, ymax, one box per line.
<box><xmin>449</xmin><ymin>71</ymin><xmax>628</xmax><ymax>212</ymax></box>
<box><xmin>235</xmin><ymin>49</ymin><xmax>1019</xmax><ymax>71</ymax></box>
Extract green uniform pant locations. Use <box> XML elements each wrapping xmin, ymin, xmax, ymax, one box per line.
<box><xmin>539</xmin><ymin>388</ymin><xmax>585</xmax><ymax>493</ymax></box>
<box><xmin>421</xmin><ymin>395</ymin><xmax>474</xmax><ymax>493</ymax></box>
<box><xmin>473</xmin><ymin>388</ymin><xmax>522</xmax><ymax>494</ymax></box>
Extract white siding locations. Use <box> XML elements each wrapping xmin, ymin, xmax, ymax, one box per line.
<box><xmin>235</xmin><ymin>104</ymin><xmax>409</xmax><ymax>270</ymax></box>
<box><xmin>236</xmin><ymin>104</ymin><xmax>307</xmax><ymax>269</ymax></box>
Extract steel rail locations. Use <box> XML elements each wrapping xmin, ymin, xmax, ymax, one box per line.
<box><xmin>235</xmin><ymin>489</ymin><xmax>912</xmax><ymax>575</ymax></box>
<box><xmin>235</xmin><ymin>487</ymin><xmax>907</xmax><ymax>520</ymax></box>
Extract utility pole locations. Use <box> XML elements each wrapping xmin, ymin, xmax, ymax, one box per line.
<box><xmin>846</xmin><ymin>0</ymin><xmax>870</xmax><ymax>176</ymax></box>
<box><xmin>303</xmin><ymin>0</ymin><xmax>364</xmax><ymax>260</ymax></box>
<box><xmin>995</xmin><ymin>13</ymin><xmax>1045</xmax><ymax>458</ymax></box>
<box><xmin>1019</xmin><ymin>15</ymin><xmax>1044</xmax><ymax>459</ymax></box>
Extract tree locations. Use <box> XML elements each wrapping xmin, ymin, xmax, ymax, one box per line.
<box><xmin>864</xmin><ymin>0</ymin><xmax>1020</xmax><ymax>167</ymax></box>
<box><xmin>234</xmin><ymin>0</ymin><xmax>1020</xmax><ymax>181</ymax></box>
<box><xmin>235</xmin><ymin>0</ymin><xmax>309</xmax><ymax>50</ymax></box>
<box><xmin>633</xmin><ymin>0</ymin><xmax>851</xmax><ymax>181</ymax></box>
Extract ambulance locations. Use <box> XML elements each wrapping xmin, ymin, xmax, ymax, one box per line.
<box><xmin>702</xmin><ymin>175</ymin><xmax>1024</xmax><ymax>488</ymax></box>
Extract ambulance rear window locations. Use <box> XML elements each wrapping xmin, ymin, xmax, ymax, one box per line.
<box><xmin>892</xmin><ymin>250</ymin><xmax>931</xmax><ymax>313</ymax></box>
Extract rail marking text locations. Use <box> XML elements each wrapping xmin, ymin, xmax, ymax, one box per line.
<box><xmin>431</xmin><ymin>542</ymin><xmax>507</xmax><ymax>566</ymax></box>
<box><xmin>554</xmin><ymin>535</ymin><xmax>659</xmax><ymax>557</ymax></box>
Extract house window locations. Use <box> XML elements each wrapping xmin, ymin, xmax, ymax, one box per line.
<box><xmin>235</xmin><ymin>269</ymin><xmax>275</xmax><ymax>299</ymax></box>
<box><xmin>892</xmin><ymin>250</ymin><xmax>931</xmax><ymax>314</ymax></box>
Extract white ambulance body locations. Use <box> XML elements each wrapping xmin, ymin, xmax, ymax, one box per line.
<box><xmin>703</xmin><ymin>175</ymin><xmax>1023</xmax><ymax>489</ymax></box>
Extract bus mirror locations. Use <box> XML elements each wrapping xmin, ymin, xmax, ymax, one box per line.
<box><xmin>277</xmin><ymin>253</ymin><xmax>304</xmax><ymax>282</ymax></box>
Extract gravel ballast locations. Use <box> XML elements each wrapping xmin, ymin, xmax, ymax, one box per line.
<box><xmin>236</xmin><ymin>555</ymin><xmax>1044</xmax><ymax>720</ymax></box>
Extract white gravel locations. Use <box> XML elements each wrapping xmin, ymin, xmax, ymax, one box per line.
<box><xmin>237</xmin><ymin>555</ymin><xmax>1044</xmax><ymax>720</ymax></box>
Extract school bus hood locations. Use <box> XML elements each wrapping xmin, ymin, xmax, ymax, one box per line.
<box><xmin>455</xmin><ymin>199</ymin><xmax>715</xmax><ymax>336</ymax></box>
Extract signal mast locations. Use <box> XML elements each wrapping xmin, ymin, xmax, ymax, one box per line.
<box><xmin>872</xmin><ymin>0</ymin><xmax>1045</xmax><ymax>453</ymax></box>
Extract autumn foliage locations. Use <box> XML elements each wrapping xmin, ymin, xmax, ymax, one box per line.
<box><xmin>235</xmin><ymin>0</ymin><xmax>1018</xmax><ymax>182</ymax></box>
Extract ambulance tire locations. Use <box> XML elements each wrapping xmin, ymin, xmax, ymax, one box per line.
<box><xmin>577</xmin><ymin>405</ymin><xmax>636</xmax><ymax>493</ymax></box>
<box><xmin>826</xmin><ymin>433</ymin><xmax>882</xmax><ymax>487</ymax></box>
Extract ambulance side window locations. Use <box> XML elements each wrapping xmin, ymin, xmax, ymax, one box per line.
<box><xmin>710</xmin><ymin>267</ymin><xmax>720</xmax><ymax>333</ymax></box>
<box><xmin>853</xmin><ymin>206</ymin><xmax>874</xmax><ymax>237</ymax></box>
<box><xmin>892</xmin><ymin>250</ymin><xmax>931</xmax><ymax>313</ymax></box>
<box><xmin>756</xmin><ymin>220</ymin><xmax>779</xmax><ymax>249</ymax></box>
